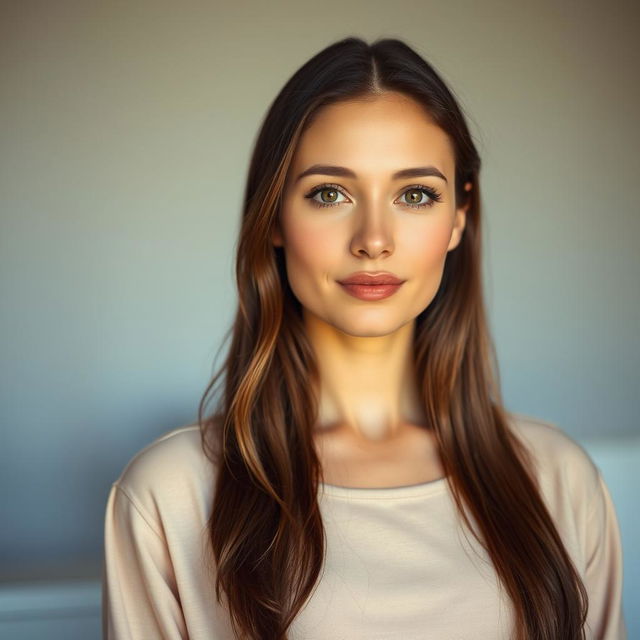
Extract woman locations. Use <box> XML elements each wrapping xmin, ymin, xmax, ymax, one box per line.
<box><xmin>103</xmin><ymin>37</ymin><xmax>627</xmax><ymax>639</ymax></box>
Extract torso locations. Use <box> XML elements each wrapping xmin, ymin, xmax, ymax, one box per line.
<box><xmin>314</xmin><ymin>422</ymin><xmax>446</xmax><ymax>489</ymax></box>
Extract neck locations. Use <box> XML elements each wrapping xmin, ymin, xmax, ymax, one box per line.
<box><xmin>304</xmin><ymin>309</ymin><xmax>427</xmax><ymax>443</ymax></box>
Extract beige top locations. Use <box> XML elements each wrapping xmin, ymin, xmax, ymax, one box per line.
<box><xmin>102</xmin><ymin>413</ymin><xmax>627</xmax><ymax>639</ymax></box>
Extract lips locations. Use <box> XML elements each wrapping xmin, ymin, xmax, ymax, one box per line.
<box><xmin>338</xmin><ymin>271</ymin><xmax>404</xmax><ymax>285</ymax></box>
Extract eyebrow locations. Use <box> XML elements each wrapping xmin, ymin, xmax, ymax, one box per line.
<box><xmin>294</xmin><ymin>164</ymin><xmax>448</xmax><ymax>184</ymax></box>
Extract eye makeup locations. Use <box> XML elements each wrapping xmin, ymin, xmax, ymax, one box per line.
<box><xmin>303</xmin><ymin>182</ymin><xmax>443</xmax><ymax>209</ymax></box>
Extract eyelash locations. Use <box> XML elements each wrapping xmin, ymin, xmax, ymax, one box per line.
<box><xmin>303</xmin><ymin>183</ymin><xmax>443</xmax><ymax>209</ymax></box>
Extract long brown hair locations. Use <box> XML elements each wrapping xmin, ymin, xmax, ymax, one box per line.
<box><xmin>197</xmin><ymin>36</ymin><xmax>588</xmax><ymax>640</ymax></box>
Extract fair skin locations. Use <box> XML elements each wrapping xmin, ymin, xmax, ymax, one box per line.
<box><xmin>272</xmin><ymin>91</ymin><xmax>472</xmax><ymax>487</ymax></box>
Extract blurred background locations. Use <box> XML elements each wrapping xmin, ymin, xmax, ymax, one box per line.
<box><xmin>1</xmin><ymin>0</ymin><xmax>638</xmax><ymax>638</ymax></box>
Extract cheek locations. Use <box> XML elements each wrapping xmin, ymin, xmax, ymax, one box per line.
<box><xmin>281</xmin><ymin>221</ymin><xmax>340</xmax><ymax>290</ymax></box>
<box><xmin>286</xmin><ymin>218</ymin><xmax>338</xmax><ymax>264</ymax></box>
<box><xmin>402</xmin><ymin>218</ymin><xmax>454</xmax><ymax>273</ymax></box>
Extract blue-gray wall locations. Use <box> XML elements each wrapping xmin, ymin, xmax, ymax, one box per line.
<box><xmin>1</xmin><ymin>1</ymin><xmax>638</xmax><ymax>637</ymax></box>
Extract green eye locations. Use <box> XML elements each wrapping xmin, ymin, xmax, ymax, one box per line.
<box><xmin>400</xmin><ymin>187</ymin><xmax>441</xmax><ymax>208</ymax></box>
<box><xmin>302</xmin><ymin>183</ymin><xmax>443</xmax><ymax>210</ymax></box>
<box><xmin>304</xmin><ymin>184</ymin><xmax>349</xmax><ymax>208</ymax></box>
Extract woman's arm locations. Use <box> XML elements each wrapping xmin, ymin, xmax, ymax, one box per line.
<box><xmin>102</xmin><ymin>483</ymin><xmax>189</xmax><ymax>639</ymax></box>
<box><xmin>583</xmin><ymin>471</ymin><xmax>627</xmax><ymax>640</ymax></box>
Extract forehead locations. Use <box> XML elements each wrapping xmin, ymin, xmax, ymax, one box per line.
<box><xmin>290</xmin><ymin>93</ymin><xmax>455</xmax><ymax>181</ymax></box>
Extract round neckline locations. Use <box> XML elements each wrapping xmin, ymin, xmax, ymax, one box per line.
<box><xmin>319</xmin><ymin>474</ymin><xmax>448</xmax><ymax>499</ymax></box>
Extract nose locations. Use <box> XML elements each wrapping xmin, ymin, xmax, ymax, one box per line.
<box><xmin>349</xmin><ymin>201</ymin><xmax>394</xmax><ymax>259</ymax></box>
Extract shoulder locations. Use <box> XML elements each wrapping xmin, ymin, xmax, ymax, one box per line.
<box><xmin>505</xmin><ymin>411</ymin><xmax>602</xmax><ymax>513</ymax></box>
<box><xmin>111</xmin><ymin>423</ymin><xmax>217</xmax><ymax>525</ymax></box>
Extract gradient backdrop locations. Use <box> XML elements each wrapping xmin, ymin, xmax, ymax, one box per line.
<box><xmin>1</xmin><ymin>0</ymin><xmax>638</xmax><ymax>637</ymax></box>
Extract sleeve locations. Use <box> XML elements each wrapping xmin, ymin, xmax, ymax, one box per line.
<box><xmin>102</xmin><ymin>482</ymin><xmax>189</xmax><ymax>639</ymax></box>
<box><xmin>583</xmin><ymin>470</ymin><xmax>628</xmax><ymax>640</ymax></box>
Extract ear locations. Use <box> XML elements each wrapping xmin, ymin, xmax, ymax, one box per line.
<box><xmin>447</xmin><ymin>182</ymin><xmax>472</xmax><ymax>252</ymax></box>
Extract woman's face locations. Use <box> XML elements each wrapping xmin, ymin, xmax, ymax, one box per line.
<box><xmin>274</xmin><ymin>91</ymin><xmax>470</xmax><ymax>337</ymax></box>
